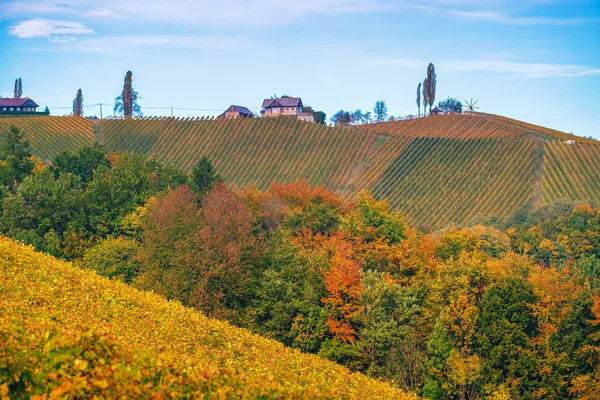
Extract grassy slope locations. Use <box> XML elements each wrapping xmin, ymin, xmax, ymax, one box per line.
<box><xmin>0</xmin><ymin>236</ymin><xmax>414</xmax><ymax>399</ymax></box>
<box><xmin>1</xmin><ymin>114</ymin><xmax>598</xmax><ymax>229</ymax></box>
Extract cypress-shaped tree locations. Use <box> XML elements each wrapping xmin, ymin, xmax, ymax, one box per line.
<box><xmin>122</xmin><ymin>71</ymin><xmax>133</xmax><ymax>118</ymax></box>
<box><xmin>426</xmin><ymin>63</ymin><xmax>436</xmax><ymax>114</ymax></box>
<box><xmin>73</xmin><ymin>89</ymin><xmax>84</xmax><ymax>116</ymax></box>
<box><xmin>416</xmin><ymin>82</ymin><xmax>422</xmax><ymax>117</ymax></box>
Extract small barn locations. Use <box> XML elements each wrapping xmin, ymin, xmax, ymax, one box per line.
<box><xmin>218</xmin><ymin>105</ymin><xmax>254</xmax><ymax>120</ymax></box>
<box><xmin>430</xmin><ymin>107</ymin><xmax>443</xmax><ymax>115</ymax></box>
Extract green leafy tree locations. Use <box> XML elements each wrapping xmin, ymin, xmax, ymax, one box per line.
<box><xmin>190</xmin><ymin>157</ymin><xmax>221</xmax><ymax>198</ymax></box>
<box><xmin>353</xmin><ymin>109</ymin><xmax>365</xmax><ymax>125</ymax></box>
<box><xmin>248</xmin><ymin>230</ymin><xmax>328</xmax><ymax>351</ymax></box>
<box><xmin>359</xmin><ymin>270</ymin><xmax>423</xmax><ymax>385</ymax></box>
<box><xmin>373</xmin><ymin>101</ymin><xmax>388</xmax><ymax>123</ymax></box>
<box><xmin>342</xmin><ymin>191</ymin><xmax>407</xmax><ymax>245</ymax></box>
<box><xmin>438</xmin><ymin>97</ymin><xmax>462</xmax><ymax>113</ymax></box>
<box><xmin>52</xmin><ymin>144</ymin><xmax>109</xmax><ymax>184</ymax></box>
<box><xmin>83</xmin><ymin>236</ymin><xmax>141</xmax><ymax>283</ymax></box>
<box><xmin>0</xmin><ymin>169</ymin><xmax>85</xmax><ymax>257</ymax></box>
<box><xmin>477</xmin><ymin>278</ymin><xmax>540</xmax><ymax>397</ymax></box>
<box><xmin>313</xmin><ymin>110</ymin><xmax>327</xmax><ymax>125</ymax></box>
<box><xmin>0</xmin><ymin>126</ymin><xmax>35</xmax><ymax>186</ymax></box>
<box><xmin>85</xmin><ymin>154</ymin><xmax>185</xmax><ymax>236</ymax></box>
<box><xmin>331</xmin><ymin>110</ymin><xmax>353</xmax><ymax>126</ymax></box>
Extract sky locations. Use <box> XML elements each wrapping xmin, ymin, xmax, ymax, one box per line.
<box><xmin>0</xmin><ymin>0</ymin><xmax>599</xmax><ymax>138</ymax></box>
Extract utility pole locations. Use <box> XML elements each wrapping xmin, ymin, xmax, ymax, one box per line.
<box><xmin>99</xmin><ymin>103</ymin><xmax>103</xmax><ymax>119</ymax></box>
<box><xmin>171</xmin><ymin>107</ymin><xmax>173</xmax><ymax>117</ymax></box>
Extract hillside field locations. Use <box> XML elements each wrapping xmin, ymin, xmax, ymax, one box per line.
<box><xmin>1</xmin><ymin>113</ymin><xmax>598</xmax><ymax>229</ymax></box>
<box><xmin>0</xmin><ymin>236</ymin><xmax>414</xmax><ymax>398</ymax></box>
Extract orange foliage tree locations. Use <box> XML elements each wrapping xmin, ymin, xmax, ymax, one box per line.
<box><xmin>321</xmin><ymin>237</ymin><xmax>364</xmax><ymax>344</ymax></box>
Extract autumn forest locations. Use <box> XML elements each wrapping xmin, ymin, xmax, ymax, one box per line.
<box><xmin>1</xmin><ymin>123</ymin><xmax>600</xmax><ymax>399</ymax></box>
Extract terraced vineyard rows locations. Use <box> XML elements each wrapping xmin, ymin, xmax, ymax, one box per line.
<box><xmin>486</xmin><ymin>113</ymin><xmax>600</xmax><ymax>144</ymax></box>
<box><xmin>0</xmin><ymin>116</ymin><xmax>94</xmax><ymax>161</ymax></box>
<box><xmin>361</xmin><ymin>113</ymin><xmax>529</xmax><ymax>139</ymax></box>
<box><xmin>367</xmin><ymin>138</ymin><xmax>542</xmax><ymax>229</ymax></box>
<box><xmin>541</xmin><ymin>142</ymin><xmax>600</xmax><ymax>204</ymax></box>
<box><xmin>102</xmin><ymin>117</ymin><xmax>378</xmax><ymax>191</ymax></box>
<box><xmin>0</xmin><ymin>115</ymin><xmax>597</xmax><ymax>229</ymax></box>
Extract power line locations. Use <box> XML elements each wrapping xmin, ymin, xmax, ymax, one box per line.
<box><xmin>41</xmin><ymin>102</ymin><xmax>262</xmax><ymax>112</ymax></box>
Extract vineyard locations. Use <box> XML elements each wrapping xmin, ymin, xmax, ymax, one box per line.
<box><xmin>541</xmin><ymin>141</ymin><xmax>600</xmax><ymax>205</ymax></box>
<box><xmin>355</xmin><ymin>138</ymin><xmax>542</xmax><ymax>229</ymax></box>
<box><xmin>0</xmin><ymin>236</ymin><xmax>414</xmax><ymax>398</ymax></box>
<box><xmin>361</xmin><ymin>112</ymin><xmax>600</xmax><ymax>144</ymax></box>
<box><xmin>0</xmin><ymin>113</ymin><xmax>598</xmax><ymax>229</ymax></box>
<box><xmin>0</xmin><ymin>116</ymin><xmax>94</xmax><ymax>161</ymax></box>
<box><xmin>101</xmin><ymin>116</ymin><xmax>378</xmax><ymax>191</ymax></box>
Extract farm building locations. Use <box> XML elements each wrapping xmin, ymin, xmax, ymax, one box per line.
<box><xmin>430</xmin><ymin>107</ymin><xmax>443</xmax><ymax>115</ymax></box>
<box><xmin>0</xmin><ymin>98</ymin><xmax>40</xmax><ymax>114</ymax></box>
<box><xmin>261</xmin><ymin>97</ymin><xmax>314</xmax><ymax>122</ymax></box>
<box><xmin>218</xmin><ymin>105</ymin><xmax>254</xmax><ymax>119</ymax></box>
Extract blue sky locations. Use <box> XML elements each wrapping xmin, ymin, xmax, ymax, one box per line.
<box><xmin>0</xmin><ymin>0</ymin><xmax>599</xmax><ymax>138</ymax></box>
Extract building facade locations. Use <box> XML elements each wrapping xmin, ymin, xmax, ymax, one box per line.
<box><xmin>218</xmin><ymin>105</ymin><xmax>254</xmax><ymax>120</ymax></box>
<box><xmin>0</xmin><ymin>98</ymin><xmax>40</xmax><ymax>113</ymax></box>
<box><xmin>261</xmin><ymin>97</ymin><xmax>314</xmax><ymax>122</ymax></box>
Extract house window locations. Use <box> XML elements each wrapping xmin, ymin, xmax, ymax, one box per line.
<box><xmin>10</xmin><ymin>107</ymin><xmax>14</xmax><ymax>111</ymax></box>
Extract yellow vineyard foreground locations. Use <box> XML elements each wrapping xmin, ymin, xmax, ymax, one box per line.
<box><xmin>0</xmin><ymin>236</ymin><xmax>414</xmax><ymax>399</ymax></box>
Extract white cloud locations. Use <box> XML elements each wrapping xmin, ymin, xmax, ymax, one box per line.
<box><xmin>10</xmin><ymin>18</ymin><xmax>94</xmax><ymax>38</ymax></box>
<box><xmin>83</xmin><ymin>10</ymin><xmax>124</xmax><ymax>19</ymax></box>
<box><xmin>50</xmin><ymin>35</ymin><xmax>77</xmax><ymax>43</ymax></box>
<box><xmin>55</xmin><ymin>34</ymin><xmax>248</xmax><ymax>54</ymax></box>
<box><xmin>443</xmin><ymin>9</ymin><xmax>586</xmax><ymax>26</ymax></box>
<box><xmin>371</xmin><ymin>58</ymin><xmax>600</xmax><ymax>78</ymax></box>
<box><xmin>1</xmin><ymin>0</ymin><xmax>589</xmax><ymax>28</ymax></box>
<box><xmin>446</xmin><ymin>60</ymin><xmax>600</xmax><ymax>78</ymax></box>
<box><xmin>2</xmin><ymin>0</ymin><xmax>396</xmax><ymax>27</ymax></box>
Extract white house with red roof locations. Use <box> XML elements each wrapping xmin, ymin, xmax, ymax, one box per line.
<box><xmin>0</xmin><ymin>98</ymin><xmax>40</xmax><ymax>114</ymax></box>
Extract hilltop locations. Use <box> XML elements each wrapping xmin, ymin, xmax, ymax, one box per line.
<box><xmin>0</xmin><ymin>235</ymin><xmax>414</xmax><ymax>398</ymax></box>
<box><xmin>0</xmin><ymin>113</ymin><xmax>598</xmax><ymax>229</ymax></box>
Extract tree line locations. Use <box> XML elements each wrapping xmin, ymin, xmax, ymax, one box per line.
<box><xmin>330</xmin><ymin>63</ymin><xmax>465</xmax><ymax>127</ymax></box>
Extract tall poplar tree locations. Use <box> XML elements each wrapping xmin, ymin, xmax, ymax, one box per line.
<box><xmin>14</xmin><ymin>79</ymin><xmax>22</xmax><ymax>99</ymax></box>
<box><xmin>422</xmin><ymin>78</ymin><xmax>429</xmax><ymax>116</ymax></box>
<box><xmin>114</xmin><ymin>71</ymin><xmax>141</xmax><ymax>117</ymax></box>
<box><xmin>426</xmin><ymin>63</ymin><xmax>436</xmax><ymax>114</ymax></box>
<box><xmin>73</xmin><ymin>89</ymin><xmax>84</xmax><ymax>117</ymax></box>
<box><xmin>122</xmin><ymin>71</ymin><xmax>133</xmax><ymax>118</ymax></box>
<box><xmin>416</xmin><ymin>82</ymin><xmax>422</xmax><ymax>118</ymax></box>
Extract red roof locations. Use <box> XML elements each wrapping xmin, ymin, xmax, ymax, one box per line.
<box><xmin>0</xmin><ymin>98</ymin><xmax>39</xmax><ymax>107</ymax></box>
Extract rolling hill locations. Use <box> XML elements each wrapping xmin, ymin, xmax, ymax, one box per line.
<box><xmin>1</xmin><ymin>113</ymin><xmax>598</xmax><ymax>229</ymax></box>
<box><xmin>0</xmin><ymin>236</ymin><xmax>414</xmax><ymax>398</ymax></box>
